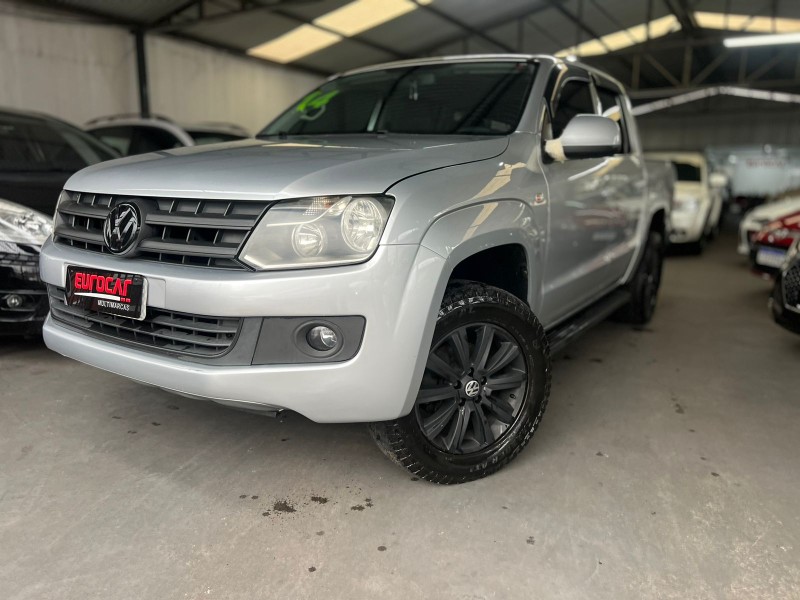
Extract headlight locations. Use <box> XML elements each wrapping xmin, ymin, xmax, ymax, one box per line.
<box><xmin>674</xmin><ymin>196</ymin><xmax>700</xmax><ymax>213</ymax></box>
<box><xmin>239</xmin><ymin>195</ymin><xmax>393</xmax><ymax>270</ymax></box>
<box><xmin>0</xmin><ymin>198</ymin><xmax>53</xmax><ymax>245</ymax></box>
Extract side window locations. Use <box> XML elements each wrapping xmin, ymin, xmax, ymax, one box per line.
<box><xmin>132</xmin><ymin>126</ymin><xmax>184</xmax><ymax>154</ymax></box>
<box><xmin>596</xmin><ymin>86</ymin><xmax>630</xmax><ymax>154</ymax></box>
<box><xmin>551</xmin><ymin>79</ymin><xmax>596</xmax><ymax>138</ymax></box>
<box><xmin>90</xmin><ymin>126</ymin><xmax>134</xmax><ymax>156</ymax></box>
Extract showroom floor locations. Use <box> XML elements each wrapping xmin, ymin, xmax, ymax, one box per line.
<box><xmin>1</xmin><ymin>229</ymin><xmax>799</xmax><ymax>600</ymax></box>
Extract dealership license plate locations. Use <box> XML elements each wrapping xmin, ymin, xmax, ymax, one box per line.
<box><xmin>755</xmin><ymin>247</ymin><xmax>787</xmax><ymax>269</ymax></box>
<box><xmin>66</xmin><ymin>266</ymin><xmax>148</xmax><ymax>320</ymax></box>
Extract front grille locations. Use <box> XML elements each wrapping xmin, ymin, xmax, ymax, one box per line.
<box><xmin>48</xmin><ymin>286</ymin><xmax>242</xmax><ymax>357</ymax></box>
<box><xmin>784</xmin><ymin>263</ymin><xmax>800</xmax><ymax>309</ymax></box>
<box><xmin>53</xmin><ymin>191</ymin><xmax>270</xmax><ymax>269</ymax></box>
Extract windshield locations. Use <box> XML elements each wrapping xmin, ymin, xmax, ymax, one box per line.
<box><xmin>0</xmin><ymin>113</ymin><xmax>117</xmax><ymax>172</ymax></box>
<box><xmin>260</xmin><ymin>61</ymin><xmax>536</xmax><ymax>137</ymax></box>
<box><xmin>673</xmin><ymin>162</ymin><xmax>702</xmax><ymax>182</ymax></box>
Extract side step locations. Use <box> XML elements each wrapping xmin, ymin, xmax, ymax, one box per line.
<box><xmin>546</xmin><ymin>289</ymin><xmax>632</xmax><ymax>355</ymax></box>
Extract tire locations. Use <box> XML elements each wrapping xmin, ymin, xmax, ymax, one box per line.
<box><xmin>615</xmin><ymin>231</ymin><xmax>664</xmax><ymax>324</ymax></box>
<box><xmin>369</xmin><ymin>282</ymin><xmax>551</xmax><ymax>484</ymax></box>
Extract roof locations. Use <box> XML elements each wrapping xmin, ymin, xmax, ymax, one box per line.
<box><xmin>15</xmin><ymin>0</ymin><xmax>800</xmax><ymax>105</ymax></box>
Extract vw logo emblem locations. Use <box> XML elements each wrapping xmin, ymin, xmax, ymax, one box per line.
<box><xmin>104</xmin><ymin>202</ymin><xmax>141</xmax><ymax>255</ymax></box>
<box><xmin>464</xmin><ymin>380</ymin><xmax>480</xmax><ymax>397</ymax></box>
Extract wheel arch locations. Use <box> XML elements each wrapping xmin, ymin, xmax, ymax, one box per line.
<box><xmin>419</xmin><ymin>199</ymin><xmax>544</xmax><ymax>310</ymax></box>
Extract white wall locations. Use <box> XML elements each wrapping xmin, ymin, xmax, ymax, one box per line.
<box><xmin>146</xmin><ymin>36</ymin><xmax>320</xmax><ymax>134</ymax></box>
<box><xmin>0</xmin><ymin>1</ymin><xmax>321</xmax><ymax>133</ymax></box>
<box><xmin>0</xmin><ymin>2</ymin><xmax>137</xmax><ymax>126</ymax></box>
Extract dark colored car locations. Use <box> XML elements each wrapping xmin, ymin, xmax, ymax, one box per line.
<box><xmin>0</xmin><ymin>199</ymin><xmax>52</xmax><ymax>335</ymax></box>
<box><xmin>770</xmin><ymin>239</ymin><xmax>800</xmax><ymax>335</ymax></box>
<box><xmin>750</xmin><ymin>210</ymin><xmax>800</xmax><ymax>277</ymax></box>
<box><xmin>0</xmin><ymin>107</ymin><xmax>118</xmax><ymax>215</ymax></box>
<box><xmin>0</xmin><ymin>107</ymin><xmax>116</xmax><ymax>335</ymax></box>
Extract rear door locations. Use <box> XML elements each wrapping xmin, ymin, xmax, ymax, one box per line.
<box><xmin>539</xmin><ymin>69</ymin><xmax>642</xmax><ymax>324</ymax></box>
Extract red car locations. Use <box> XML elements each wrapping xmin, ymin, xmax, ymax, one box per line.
<box><xmin>750</xmin><ymin>210</ymin><xmax>800</xmax><ymax>277</ymax></box>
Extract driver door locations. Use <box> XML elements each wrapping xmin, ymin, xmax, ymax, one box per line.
<box><xmin>539</xmin><ymin>70</ymin><xmax>632</xmax><ymax>325</ymax></box>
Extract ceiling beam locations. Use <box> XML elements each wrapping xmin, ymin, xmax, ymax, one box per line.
<box><xmin>411</xmin><ymin>0</ymin><xmax>515</xmax><ymax>53</ymax></box>
<box><xmin>413</xmin><ymin>0</ymin><xmax>553</xmax><ymax>56</ymax></box>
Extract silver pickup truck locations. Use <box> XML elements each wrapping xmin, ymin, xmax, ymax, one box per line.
<box><xmin>40</xmin><ymin>55</ymin><xmax>671</xmax><ymax>483</ymax></box>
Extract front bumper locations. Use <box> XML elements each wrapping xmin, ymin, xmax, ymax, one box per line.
<box><xmin>1</xmin><ymin>243</ymin><xmax>48</xmax><ymax>336</ymax></box>
<box><xmin>40</xmin><ymin>239</ymin><xmax>446</xmax><ymax>422</ymax></box>
<box><xmin>668</xmin><ymin>207</ymin><xmax>708</xmax><ymax>244</ymax></box>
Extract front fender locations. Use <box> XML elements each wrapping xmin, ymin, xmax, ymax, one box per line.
<box><xmin>395</xmin><ymin>200</ymin><xmax>544</xmax><ymax>418</ymax></box>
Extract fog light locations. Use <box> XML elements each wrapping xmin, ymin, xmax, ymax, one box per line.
<box><xmin>307</xmin><ymin>325</ymin><xmax>338</xmax><ymax>351</ymax></box>
<box><xmin>5</xmin><ymin>294</ymin><xmax>23</xmax><ymax>309</ymax></box>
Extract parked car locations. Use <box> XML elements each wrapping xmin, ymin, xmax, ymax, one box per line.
<box><xmin>86</xmin><ymin>115</ymin><xmax>250</xmax><ymax>156</ymax></box>
<box><xmin>750</xmin><ymin>210</ymin><xmax>800</xmax><ymax>277</ymax></box>
<box><xmin>647</xmin><ymin>152</ymin><xmax>724</xmax><ymax>253</ymax></box>
<box><xmin>1</xmin><ymin>198</ymin><xmax>52</xmax><ymax>335</ymax></box>
<box><xmin>738</xmin><ymin>196</ymin><xmax>800</xmax><ymax>256</ymax></box>
<box><xmin>0</xmin><ymin>107</ymin><xmax>118</xmax><ymax>215</ymax></box>
<box><xmin>41</xmin><ymin>55</ymin><xmax>671</xmax><ymax>482</ymax></box>
<box><xmin>769</xmin><ymin>238</ymin><xmax>800</xmax><ymax>334</ymax></box>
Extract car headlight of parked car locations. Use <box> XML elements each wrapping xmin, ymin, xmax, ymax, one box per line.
<box><xmin>239</xmin><ymin>195</ymin><xmax>394</xmax><ymax>270</ymax></box>
<box><xmin>0</xmin><ymin>199</ymin><xmax>53</xmax><ymax>245</ymax></box>
<box><xmin>673</xmin><ymin>196</ymin><xmax>700</xmax><ymax>213</ymax></box>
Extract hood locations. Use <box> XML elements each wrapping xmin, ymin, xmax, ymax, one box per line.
<box><xmin>64</xmin><ymin>135</ymin><xmax>509</xmax><ymax>201</ymax></box>
<box><xmin>745</xmin><ymin>197</ymin><xmax>800</xmax><ymax>224</ymax></box>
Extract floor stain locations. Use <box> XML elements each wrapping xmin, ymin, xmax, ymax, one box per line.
<box><xmin>596</xmin><ymin>451</ymin><xmax>607</xmax><ymax>457</ymax></box>
<box><xmin>251</xmin><ymin>495</ymin><xmax>259</xmax><ymax>500</ymax></box>
<box><xmin>310</xmin><ymin>496</ymin><xmax>328</xmax><ymax>504</ymax></box>
<box><xmin>365</xmin><ymin>498</ymin><xmax>373</xmax><ymax>508</ymax></box>
<box><xmin>590</xmin><ymin>358</ymin><xmax>603</xmax><ymax>363</ymax></box>
<box><xmin>111</xmin><ymin>416</ymin><xmax>121</xmax><ymax>420</ymax></box>
<box><xmin>674</xmin><ymin>403</ymin><xmax>685</xmax><ymax>414</ymax></box>
<box><xmin>526</xmin><ymin>536</ymin><xmax>535</xmax><ymax>546</ymax></box>
<box><xmin>273</xmin><ymin>500</ymin><xmax>296</xmax><ymax>513</ymax></box>
<box><xmin>127</xmin><ymin>430</ymin><xmax>137</xmax><ymax>434</ymax></box>
<box><xmin>350</xmin><ymin>505</ymin><xmax>365</xmax><ymax>511</ymax></box>
<box><xmin>316</xmin><ymin>531</ymin><xmax>324</xmax><ymax>536</ymax></box>
<box><xmin>711</xmin><ymin>472</ymin><xmax>720</xmax><ymax>477</ymax></box>
<box><xmin>308</xmin><ymin>566</ymin><xmax>316</xmax><ymax>573</ymax></box>
<box><xmin>151</xmin><ymin>422</ymin><xmax>161</xmax><ymax>426</ymax></box>
<box><xmin>239</xmin><ymin>494</ymin><xmax>247</xmax><ymax>499</ymax></box>
<box><xmin>377</xmin><ymin>546</ymin><xmax>387</xmax><ymax>552</ymax></box>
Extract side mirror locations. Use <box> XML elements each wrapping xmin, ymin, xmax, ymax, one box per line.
<box><xmin>546</xmin><ymin>114</ymin><xmax>621</xmax><ymax>161</ymax></box>
<box><xmin>709</xmin><ymin>172</ymin><xmax>728</xmax><ymax>188</ymax></box>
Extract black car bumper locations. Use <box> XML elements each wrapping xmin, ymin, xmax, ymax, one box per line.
<box><xmin>1</xmin><ymin>242</ymin><xmax>47</xmax><ymax>336</ymax></box>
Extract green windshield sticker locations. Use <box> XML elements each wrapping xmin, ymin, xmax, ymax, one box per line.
<box><xmin>296</xmin><ymin>90</ymin><xmax>340</xmax><ymax>114</ymax></box>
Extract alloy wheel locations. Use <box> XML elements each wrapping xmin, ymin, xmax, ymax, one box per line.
<box><xmin>414</xmin><ymin>323</ymin><xmax>528</xmax><ymax>454</ymax></box>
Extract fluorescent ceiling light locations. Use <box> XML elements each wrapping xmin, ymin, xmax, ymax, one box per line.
<box><xmin>556</xmin><ymin>15</ymin><xmax>680</xmax><ymax>58</ymax></box>
<box><xmin>724</xmin><ymin>32</ymin><xmax>800</xmax><ymax>47</ymax></box>
<box><xmin>248</xmin><ymin>24</ymin><xmax>342</xmax><ymax>63</ymax></box>
<box><xmin>315</xmin><ymin>0</ymin><xmax>431</xmax><ymax>38</ymax></box>
<box><xmin>694</xmin><ymin>11</ymin><xmax>800</xmax><ymax>34</ymax></box>
<box><xmin>247</xmin><ymin>0</ymin><xmax>431</xmax><ymax>63</ymax></box>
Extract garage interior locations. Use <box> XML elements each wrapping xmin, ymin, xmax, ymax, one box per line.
<box><xmin>1</xmin><ymin>1</ymin><xmax>799</xmax><ymax>598</ymax></box>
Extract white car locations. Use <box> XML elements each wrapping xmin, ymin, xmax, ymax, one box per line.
<box><xmin>85</xmin><ymin>116</ymin><xmax>250</xmax><ymax>156</ymax></box>
<box><xmin>647</xmin><ymin>152</ymin><xmax>724</xmax><ymax>253</ymax></box>
<box><xmin>738</xmin><ymin>196</ymin><xmax>800</xmax><ymax>255</ymax></box>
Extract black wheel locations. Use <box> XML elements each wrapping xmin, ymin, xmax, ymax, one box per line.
<box><xmin>616</xmin><ymin>231</ymin><xmax>664</xmax><ymax>324</ymax></box>
<box><xmin>369</xmin><ymin>283</ymin><xmax>551</xmax><ymax>484</ymax></box>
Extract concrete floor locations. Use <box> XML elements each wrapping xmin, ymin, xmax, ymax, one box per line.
<box><xmin>1</xmin><ymin>230</ymin><xmax>799</xmax><ymax>600</ymax></box>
